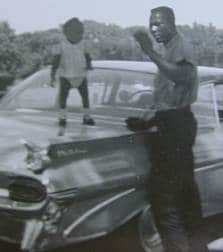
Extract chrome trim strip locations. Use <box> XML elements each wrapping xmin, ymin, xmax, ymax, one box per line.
<box><xmin>66</xmin><ymin>206</ymin><xmax>146</xmax><ymax>244</ymax></box>
<box><xmin>196</xmin><ymin>161</ymin><xmax>223</xmax><ymax>173</ymax></box>
<box><xmin>0</xmin><ymin>199</ymin><xmax>47</xmax><ymax>212</ymax></box>
<box><xmin>67</xmin><ymin>231</ymin><xmax>108</xmax><ymax>243</ymax></box>
<box><xmin>63</xmin><ymin>188</ymin><xmax>135</xmax><ymax>238</ymax></box>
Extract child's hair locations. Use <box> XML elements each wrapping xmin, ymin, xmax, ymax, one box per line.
<box><xmin>62</xmin><ymin>17</ymin><xmax>84</xmax><ymax>43</ymax></box>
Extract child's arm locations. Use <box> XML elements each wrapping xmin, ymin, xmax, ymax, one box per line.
<box><xmin>50</xmin><ymin>42</ymin><xmax>61</xmax><ymax>86</ymax></box>
<box><xmin>50</xmin><ymin>54</ymin><xmax>61</xmax><ymax>86</ymax></box>
<box><xmin>85</xmin><ymin>52</ymin><xmax>93</xmax><ymax>70</ymax></box>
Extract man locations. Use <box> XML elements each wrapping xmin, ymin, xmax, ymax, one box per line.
<box><xmin>51</xmin><ymin>17</ymin><xmax>95</xmax><ymax>136</ymax></box>
<box><xmin>131</xmin><ymin>6</ymin><xmax>207</xmax><ymax>252</ymax></box>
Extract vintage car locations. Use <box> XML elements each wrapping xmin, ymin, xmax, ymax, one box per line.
<box><xmin>0</xmin><ymin>60</ymin><xmax>223</xmax><ymax>252</ymax></box>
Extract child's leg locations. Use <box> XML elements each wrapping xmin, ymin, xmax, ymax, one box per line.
<box><xmin>58</xmin><ymin>77</ymin><xmax>71</xmax><ymax>128</ymax></box>
<box><xmin>58</xmin><ymin>77</ymin><xmax>71</xmax><ymax>109</ymax></box>
<box><xmin>78</xmin><ymin>78</ymin><xmax>95</xmax><ymax>125</ymax></box>
<box><xmin>77</xmin><ymin>77</ymin><xmax>90</xmax><ymax>109</ymax></box>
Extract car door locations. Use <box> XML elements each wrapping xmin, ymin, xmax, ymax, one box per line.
<box><xmin>193</xmin><ymin>82</ymin><xmax>223</xmax><ymax>217</ymax></box>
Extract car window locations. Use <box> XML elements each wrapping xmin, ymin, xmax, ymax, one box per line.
<box><xmin>192</xmin><ymin>82</ymin><xmax>220</xmax><ymax>127</ymax></box>
<box><xmin>215</xmin><ymin>85</ymin><xmax>223</xmax><ymax>107</ymax></box>
<box><xmin>88</xmin><ymin>69</ymin><xmax>155</xmax><ymax>108</ymax></box>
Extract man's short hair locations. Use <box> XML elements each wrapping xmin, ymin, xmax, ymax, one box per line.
<box><xmin>151</xmin><ymin>6</ymin><xmax>175</xmax><ymax>25</ymax></box>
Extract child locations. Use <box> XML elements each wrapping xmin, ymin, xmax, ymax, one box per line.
<box><xmin>50</xmin><ymin>17</ymin><xmax>95</xmax><ymax>135</ymax></box>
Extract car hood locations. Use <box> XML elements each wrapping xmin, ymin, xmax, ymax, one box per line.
<box><xmin>0</xmin><ymin>110</ymin><xmax>130</xmax><ymax>175</ymax></box>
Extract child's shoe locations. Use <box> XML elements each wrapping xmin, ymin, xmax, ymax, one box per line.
<box><xmin>82</xmin><ymin>114</ymin><xmax>95</xmax><ymax>126</ymax></box>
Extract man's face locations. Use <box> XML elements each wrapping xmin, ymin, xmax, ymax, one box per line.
<box><xmin>149</xmin><ymin>11</ymin><xmax>174</xmax><ymax>44</ymax></box>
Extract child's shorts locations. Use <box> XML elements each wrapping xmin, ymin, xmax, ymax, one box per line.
<box><xmin>65</xmin><ymin>76</ymin><xmax>85</xmax><ymax>88</ymax></box>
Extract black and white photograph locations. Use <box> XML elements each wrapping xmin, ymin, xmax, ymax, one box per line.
<box><xmin>0</xmin><ymin>1</ymin><xmax>223</xmax><ymax>251</ymax></box>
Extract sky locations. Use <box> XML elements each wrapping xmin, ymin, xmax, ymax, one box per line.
<box><xmin>1</xmin><ymin>0</ymin><xmax>223</xmax><ymax>33</ymax></box>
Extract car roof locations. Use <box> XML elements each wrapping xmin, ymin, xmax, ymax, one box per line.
<box><xmin>92</xmin><ymin>60</ymin><xmax>158</xmax><ymax>74</ymax></box>
<box><xmin>92</xmin><ymin>60</ymin><xmax>223</xmax><ymax>83</ymax></box>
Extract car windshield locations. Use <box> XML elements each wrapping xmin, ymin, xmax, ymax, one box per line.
<box><xmin>0</xmin><ymin>67</ymin><xmax>154</xmax><ymax>116</ymax></box>
<box><xmin>0</xmin><ymin>67</ymin><xmax>219</xmax><ymax>127</ymax></box>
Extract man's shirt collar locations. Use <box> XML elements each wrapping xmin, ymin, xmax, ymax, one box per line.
<box><xmin>165</xmin><ymin>32</ymin><xmax>180</xmax><ymax>50</ymax></box>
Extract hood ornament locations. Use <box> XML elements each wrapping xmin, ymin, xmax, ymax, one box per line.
<box><xmin>20</xmin><ymin>139</ymin><xmax>51</xmax><ymax>174</ymax></box>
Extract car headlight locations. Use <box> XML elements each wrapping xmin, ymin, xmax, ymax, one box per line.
<box><xmin>8</xmin><ymin>177</ymin><xmax>46</xmax><ymax>203</ymax></box>
<box><xmin>0</xmin><ymin>172</ymin><xmax>46</xmax><ymax>203</ymax></box>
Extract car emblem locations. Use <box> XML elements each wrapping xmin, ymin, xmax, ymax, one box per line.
<box><xmin>20</xmin><ymin>139</ymin><xmax>51</xmax><ymax>174</ymax></box>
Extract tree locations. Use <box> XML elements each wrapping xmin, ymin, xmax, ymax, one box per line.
<box><xmin>0</xmin><ymin>22</ymin><xmax>21</xmax><ymax>76</ymax></box>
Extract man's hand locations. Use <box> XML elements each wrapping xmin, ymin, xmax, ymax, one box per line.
<box><xmin>125</xmin><ymin>117</ymin><xmax>148</xmax><ymax>131</ymax></box>
<box><xmin>134</xmin><ymin>30</ymin><xmax>153</xmax><ymax>55</ymax></box>
<box><xmin>125</xmin><ymin>116</ymin><xmax>157</xmax><ymax>132</ymax></box>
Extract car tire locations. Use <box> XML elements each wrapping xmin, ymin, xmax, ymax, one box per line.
<box><xmin>138</xmin><ymin>205</ymin><xmax>163</xmax><ymax>252</ymax></box>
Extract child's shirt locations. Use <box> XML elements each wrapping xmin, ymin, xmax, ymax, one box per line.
<box><xmin>53</xmin><ymin>37</ymin><xmax>87</xmax><ymax>87</ymax></box>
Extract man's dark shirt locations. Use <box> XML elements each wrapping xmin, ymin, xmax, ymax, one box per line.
<box><xmin>152</xmin><ymin>33</ymin><xmax>198</xmax><ymax>110</ymax></box>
